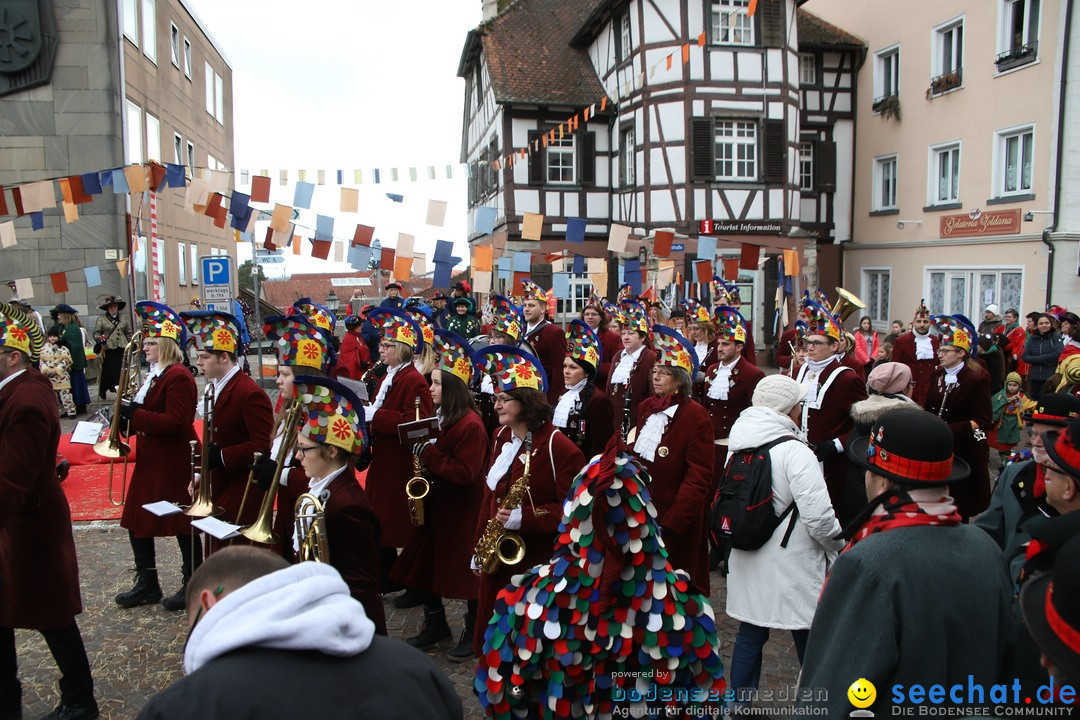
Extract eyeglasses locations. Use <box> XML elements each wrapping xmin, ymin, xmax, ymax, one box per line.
<box><xmin>294</xmin><ymin>445</ymin><xmax>321</xmax><ymax>456</ymax></box>
<box><xmin>378</xmin><ymin>342</ymin><xmax>396</xmax><ymax>350</ymax></box>
<box><xmin>805</xmin><ymin>339</ymin><xmax>831</xmax><ymax>347</ymax></box>
<box><xmin>493</xmin><ymin>396</ymin><xmax>517</xmax><ymax>406</ymax></box>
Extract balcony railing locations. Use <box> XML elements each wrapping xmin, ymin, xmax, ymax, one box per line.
<box><xmin>995</xmin><ymin>41</ymin><xmax>1038</xmax><ymax>72</ymax></box>
<box><xmin>927</xmin><ymin>68</ymin><xmax>963</xmax><ymax>98</ymax></box>
<box><xmin>871</xmin><ymin>93</ymin><xmax>901</xmax><ymax>121</ymax></box>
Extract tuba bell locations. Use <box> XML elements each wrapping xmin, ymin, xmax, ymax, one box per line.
<box><xmin>93</xmin><ymin>329</ymin><xmax>143</xmax><ymax>506</ymax></box>
<box><xmin>294</xmin><ymin>492</ymin><xmax>329</xmax><ymax>562</ymax></box>
<box><xmin>831</xmin><ymin>287</ymin><xmax>867</xmax><ymax>325</ymax></box>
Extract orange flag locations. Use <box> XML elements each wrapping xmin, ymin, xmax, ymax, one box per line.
<box><xmin>682</xmin><ymin>43</ymin><xmax>690</xmax><ymax>64</ymax></box>
<box><xmin>748</xmin><ymin>0</ymin><xmax>759</xmax><ymax>16</ymax></box>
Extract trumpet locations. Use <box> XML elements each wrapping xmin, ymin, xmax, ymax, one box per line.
<box><xmin>240</xmin><ymin>402</ymin><xmax>303</xmax><ymax>543</ymax></box>
<box><xmin>94</xmin><ymin>330</ymin><xmax>143</xmax><ymax>506</ymax></box>
<box><xmin>475</xmin><ymin>433</ymin><xmax>547</xmax><ymax>574</ymax></box>
<box><xmin>405</xmin><ymin>397</ymin><xmax>430</xmax><ymax>526</ymax></box>
<box><xmin>186</xmin><ymin>383</ymin><xmax>221</xmax><ymax>517</ymax></box>
<box><xmin>295</xmin><ymin>492</ymin><xmax>329</xmax><ymax>562</ymax></box>
<box><xmin>360</xmin><ymin>360</ymin><xmax>386</xmax><ymax>384</ymax></box>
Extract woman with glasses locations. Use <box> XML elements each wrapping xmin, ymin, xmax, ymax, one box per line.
<box><xmin>630</xmin><ymin>326</ymin><xmax>715</xmax><ymax>596</ymax></box>
<box><xmin>115</xmin><ymin>302</ymin><xmax>200</xmax><ymax>611</ymax></box>
<box><xmin>552</xmin><ymin>321</ymin><xmax>616</xmax><ymax>460</ymax></box>
<box><xmin>470</xmin><ymin>346</ymin><xmax>585</xmax><ymax>657</ymax></box>
<box><xmin>607</xmin><ymin>300</ymin><xmax>656</xmax><ymax>434</ymax></box>
<box><xmin>578</xmin><ymin>295</ymin><xmax>620</xmax><ymax>387</ymax></box>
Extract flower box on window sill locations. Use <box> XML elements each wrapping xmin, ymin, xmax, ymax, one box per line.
<box><xmin>871</xmin><ymin>94</ymin><xmax>901</xmax><ymax>121</ymax></box>
<box><xmin>926</xmin><ymin>69</ymin><xmax>962</xmax><ymax>98</ymax></box>
<box><xmin>995</xmin><ymin>42</ymin><xmax>1038</xmax><ymax>72</ymax></box>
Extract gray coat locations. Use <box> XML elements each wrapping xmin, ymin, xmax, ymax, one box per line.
<box><xmin>798</xmin><ymin>525</ymin><xmax>1013</xmax><ymax>715</ymax></box>
<box><xmin>974</xmin><ymin>459</ymin><xmax>1035</xmax><ymax>588</ymax></box>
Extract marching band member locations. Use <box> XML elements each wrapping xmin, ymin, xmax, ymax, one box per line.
<box><xmin>794</xmin><ymin>300</ymin><xmax>867</xmax><ymax>524</ymax></box>
<box><xmin>392</xmin><ymin>330</ymin><xmax>489</xmax><ymax>660</ymax></box>
<box><xmin>683</xmin><ymin>298</ymin><xmax>717</xmax><ymax>401</ymax></box>
<box><xmin>608</xmin><ymin>299</ymin><xmax>657</xmax><ymax>434</ymax></box>
<box><xmin>552</xmin><ymin>320</ymin><xmax>615</xmax><ymax>460</ymax></box>
<box><xmin>924</xmin><ymin>315</ymin><xmax>992</xmax><ymax>520</ymax></box>
<box><xmin>520</xmin><ymin>278</ymin><xmax>567</xmax><ymax>404</ymax></box>
<box><xmin>631</xmin><ymin>326</ymin><xmax>715</xmax><ymax>596</ymax></box>
<box><xmin>475</xmin><ymin>295</ymin><xmax>525</xmax><ymax>435</ymax></box>
<box><xmin>363</xmin><ymin>308</ymin><xmax>434</xmax><ymax>591</ymax></box>
<box><xmin>259</xmin><ymin>315</ymin><xmax>336</xmax><ymax>561</ymax></box>
<box><xmin>471</xmin><ymin>346</ymin><xmax>585</xmax><ymax>656</ymax></box>
<box><xmin>290</xmin><ymin>375</ymin><xmax>387</xmax><ymax>635</ymax></box>
<box><xmin>405</xmin><ymin>305</ymin><xmax>437</xmax><ymax>379</ymax></box>
<box><xmin>715</xmin><ymin>277</ymin><xmax>757</xmax><ymax>365</ymax></box>
<box><xmin>180</xmin><ymin>311</ymin><xmax>274</xmax><ymax>547</ymax></box>
<box><xmin>891</xmin><ymin>300</ymin><xmax>941</xmax><ymax>406</ymax></box>
<box><xmin>290</xmin><ymin>297</ymin><xmax>337</xmax><ymax>338</ymax></box>
<box><xmin>702</xmin><ymin>306</ymin><xmax>765</xmax><ymax>477</ymax></box>
<box><xmin>579</xmin><ymin>293</ymin><xmax>621</xmax><ymax>387</ymax></box>
<box><xmin>115</xmin><ymin>302</ymin><xmax>200</xmax><ymax>611</ymax></box>
<box><xmin>776</xmin><ymin>309</ymin><xmax>809</xmax><ymax>372</ymax></box>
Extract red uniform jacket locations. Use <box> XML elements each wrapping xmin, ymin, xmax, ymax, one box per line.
<box><xmin>632</xmin><ymin>396</ymin><xmax>714</xmax><ymax>596</ymax></box>
<box><xmin>273</xmin><ymin>463</ymin><xmax>307</xmax><ymax>563</ymax></box>
<box><xmin>839</xmin><ymin>351</ymin><xmax>866</xmax><ymax>381</ymax></box>
<box><xmin>742</xmin><ymin>327</ymin><xmax>758</xmax><ymax>366</ymax></box>
<box><xmin>0</xmin><ymin>369</ymin><xmax>82</xmax><ymax>629</ymax></box>
<box><xmin>209</xmin><ymin>371</ymin><xmax>274</xmax><ymax>533</ymax></box>
<box><xmin>892</xmin><ymin>332</ymin><xmax>941</xmax><ymax>406</ymax></box>
<box><xmin>394</xmin><ymin>410</ymin><xmax>489</xmax><ymax>600</ymax></box>
<box><xmin>701</xmin><ymin>357</ymin><xmax>765</xmax><ymax>484</ymax></box>
<box><xmin>334</xmin><ymin>331</ymin><xmax>371</xmax><ymax>381</ymax></box>
<box><xmin>797</xmin><ymin>359</ymin><xmax>868</xmax><ymax>520</ymax></box>
<box><xmin>472</xmin><ymin>423</ymin><xmax>584</xmax><ymax>656</ymax></box>
<box><xmin>607</xmin><ymin>347</ymin><xmax>657</xmax><ymax>434</ymax></box>
<box><xmin>597</xmin><ymin>328</ymin><xmax>623</xmax><ymax>388</ymax></box>
<box><xmin>924</xmin><ymin>363</ymin><xmax>992</xmax><ymax>520</ymax></box>
<box><xmin>776</xmin><ymin>328</ymin><xmax>798</xmax><ymax>371</ymax></box>
<box><xmin>525</xmin><ymin>321</ymin><xmax>567</xmax><ymax>404</ymax></box>
<box><xmin>124</xmin><ymin>363</ymin><xmax>199</xmax><ymax>537</ymax></box>
<box><xmin>367</xmin><ymin>364</ymin><xmax>434</xmax><ymax>548</ymax></box>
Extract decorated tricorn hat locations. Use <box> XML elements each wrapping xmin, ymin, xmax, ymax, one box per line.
<box><xmin>652</xmin><ymin>325</ymin><xmax>698</xmax><ymax>376</ymax></box>
<box><xmin>680</xmin><ymin>297</ymin><xmax>712</xmax><ymax>326</ymax></box>
<box><xmin>603</xmin><ymin>301</ymin><xmax>625</xmax><ymax>327</ymax></box>
<box><xmin>585</xmin><ymin>290</ymin><xmax>604</xmax><ymax>311</ymax></box>
<box><xmin>617</xmin><ymin>282</ymin><xmax>634</xmax><ymax>302</ymax></box>
<box><xmin>474</xmin><ymin>344</ymin><xmax>548</xmax><ymax>394</ymax></box>
<box><xmin>433</xmin><ymin>329</ymin><xmax>475</xmax><ymax>386</ymax></box>
<box><xmin>931</xmin><ymin>314</ymin><xmax>973</xmax><ymax>354</ymax></box>
<box><xmin>914</xmin><ymin>298</ymin><xmax>931</xmax><ymax>318</ymax></box>
<box><xmin>291</xmin><ymin>298</ymin><xmax>337</xmax><ymax>335</ymax></box>
<box><xmin>519</xmin><ymin>278</ymin><xmax>547</xmax><ymax>303</ymax></box>
<box><xmin>952</xmin><ymin>314</ymin><xmax>979</xmax><ymax>357</ymax></box>
<box><xmin>263</xmin><ymin>315</ymin><xmax>335</xmax><ymax>374</ymax></box>
<box><xmin>368</xmin><ymin>307</ymin><xmax>423</xmax><ymax>352</ymax></box>
<box><xmin>136</xmin><ymin>301</ymin><xmax>186</xmax><ymax>345</ymax></box>
<box><xmin>404</xmin><ymin>305</ymin><xmax>436</xmax><ymax>350</ymax></box>
<box><xmin>619</xmin><ymin>298</ymin><xmax>649</xmax><ymax>335</ymax></box>
<box><xmin>847</xmin><ymin>407</ymin><xmax>970</xmax><ymax>486</ymax></box>
<box><xmin>801</xmin><ymin>294</ymin><xmax>841</xmax><ymax>341</ymax></box>
<box><xmin>566</xmin><ymin>319</ymin><xmax>602</xmax><ymax>374</ymax></box>
<box><xmin>0</xmin><ymin>301</ymin><xmax>44</xmax><ymax>363</ymax></box>
<box><xmin>713</xmin><ymin>305</ymin><xmax>748</xmax><ymax>344</ymax></box>
<box><xmin>490</xmin><ymin>294</ymin><xmax>524</xmax><ymax>344</ymax></box>
<box><xmin>814</xmin><ymin>289</ymin><xmax>833</xmax><ymax>313</ymax></box>
<box><xmin>292</xmin><ymin>375</ymin><xmax>368</xmax><ymax>456</ymax></box>
<box><xmin>794</xmin><ymin>319</ymin><xmax>809</xmax><ymax>349</ymax></box>
<box><xmin>712</xmin><ymin>276</ymin><xmax>741</xmax><ymax>308</ymax></box>
<box><xmin>180</xmin><ymin>310</ymin><xmax>242</xmax><ymax>354</ymax></box>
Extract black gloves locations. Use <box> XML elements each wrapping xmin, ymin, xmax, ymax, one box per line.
<box><xmin>119</xmin><ymin>402</ymin><xmax>139</xmax><ymax>425</ymax></box>
<box><xmin>814</xmin><ymin>440</ymin><xmax>840</xmax><ymax>461</ymax></box>
<box><xmin>56</xmin><ymin>458</ymin><xmax>71</xmax><ymax>483</ymax></box>
<box><xmin>249</xmin><ymin>455</ymin><xmax>277</xmax><ymax>492</ymax></box>
<box><xmin>207</xmin><ymin>444</ymin><xmax>225</xmax><ymax>471</ymax></box>
<box><xmin>356</xmin><ymin>445</ymin><xmax>373</xmax><ymax>473</ymax></box>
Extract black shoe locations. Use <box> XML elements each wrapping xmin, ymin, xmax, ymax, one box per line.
<box><xmin>405</xmin><ymin>608</ymin><xmax>451</xmax><ymax>651</ymax></box>
<box><xmin>115</xmin><ymin>569</ymin><xmax>162</xmax><ymax>609</ymax></box>
<box><xmin>74</xmin><ymin>406</ymin><xmax>87</xmax><ymax>416</ymax></box>
<box><xmin>38</xmin><ymin>699</ymin><xmax>98</xmax><ymax>720</ymax></box>
<box><xmin>447</xmin><ymin>628</ymin><xmax>473</xmax><ymax>662</ymax></box>
<box><xmin>392</xmin><ymin>588</ymin><xmax>425</xmax><ymax>609</ymax></box>
<box><xmin>0</xmin><ymin>683</ymin><xmax>20</xmax><ymax>720</ymax></box>
<box><xmin>161</xmin><ymin>586</ymin><xmax>186</xmax><ymax>612</ymax></box>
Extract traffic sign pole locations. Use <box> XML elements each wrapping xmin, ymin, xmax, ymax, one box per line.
<box><xmin>251</xmin><ymin>237</ymin><xmax>264</xmax><ymax>384</ymax></box>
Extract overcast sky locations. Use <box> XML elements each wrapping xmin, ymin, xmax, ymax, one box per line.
<box><xmin>184</xmin><ymin>0</ymin><xmax>482</xmax><ymax>275</ymax></box>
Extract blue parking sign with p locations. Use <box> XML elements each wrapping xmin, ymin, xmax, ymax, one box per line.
<box><xmin>202</xmin><ymin>257</ymin><xmax>231</xmax><ymax>286</ymax></box>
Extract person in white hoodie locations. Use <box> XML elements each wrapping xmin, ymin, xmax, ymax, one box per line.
<box><xmin>137</xmin><ymin>547</ymin><xmax>463</xmax><ymax>720</ymax></box>
<box><xmin>724</xmin><ymin>374</ymin><xmax>845</xmax><ymax>709</ymax></box>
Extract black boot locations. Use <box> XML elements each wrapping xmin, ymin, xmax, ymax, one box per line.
<box><xmin>114</xmin><ymin>569</ymin><xmax>162</xmax><ymax>609</ymax></box>
<box><xmin>405</xmin><ymin>607</ymin><xmax>451</xmax><ymax>651</ymax></box>
<box><xmin>160</xmin><ymin>579</ymin><xmax>187</xmax><ymax>612</ymax></box>
<box><xmin>39</xmin><ymin>699</ymin><xmax>98</xmax><ymax>720</ymax></box>
<box><xmin>392</xmin><ymin>587</ymin><xmax>426</xmax><ymax>609</ymax></box>
<box><xmin>0</xmin><ymin>680</ymin><xmax>20</xmax><ymax>720</ymax></box>
<box><xmin>447</xmin><ymin>606</ymin><xmax>476</xmax><ymax>662</ymax></box>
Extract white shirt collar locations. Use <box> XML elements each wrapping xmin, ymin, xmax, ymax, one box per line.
<box><xmin>624</xmin><ymin>345</ymin><xmax>644</xmax><ymax>362</ymax></box>
<box><xmin>0</xmin><ymin>369</ymin><xmax>27</xmax><ymax>394</ymax></box>
<box><xmin>213</xmin><ymin>364</ymin><xmax>242</xmax><ymax>395</ymax></box>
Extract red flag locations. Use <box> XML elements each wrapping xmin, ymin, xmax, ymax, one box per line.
<box><xmin>12</xmin><ymin>187</ymin><xmax>25</xmax><ymax>216</ymax></box>
<box><xmin>148</xmin><ymin>163</ymin><xmax>167</xmax><ymax>192</ymax></box>
<box><xmin>311</xmin><ymin>240</ymin><xmax>331</xmax><ymax>260</ymax></box>
<box><xmin>204</xmin><ymin>192</ymin><xmax>223</xmax><ymax>218</ymax></box>
<box><xmin>380</xmin><ymin>247</ymin><xmax>396</xmax><ymax>270</ymax></box>
<box><xmin>353</xmin><ymin>224</ymin><xmax>374</xmax><ymax>247</ymax></box>
<box><xmin>213</xmin><ymin>204</ymin><xmax>228</xmax><ymax>228</ymax></box>
<box><xmin>640</xmin><ymin>286</ymin><xmax>655</xmax><ymax>301</ymax></box>
<box><xmin>694</xmin><ymin>259</ymin><xmax>712</xmax><ymax>284</ymax></box>
<box><xmin>513</xmin><ymin>272</ymin><xmax>529</xmax><ymax>296</ymax></box>
<box><xmin>69</xmin><ymin>175</ymin><xmax>92</xmax><ymax>204</ymax></box>
<box><xmin>653</xmin><ymin>230</ymin><xmax>674</xmax><ymax>257</ymax></box>
<box><xmin>264</xmin><ymin>227</ymin><xmax>277</xmax><ymax>251</ymax></box>
<box><xmin>251</xmin><ymin>175</ymin><xmax>271</xmax><ymax>203</ymax></box>
<box><xmin>723</xmin><ymin>257</ymin><xmax>740</xmax><ymax>279</ymax></box>
<box><xmin>50</xmin><ymin>272</ymin><xmax>69</xmax><ymax>294</ymax></box>
<box><xmin>740</xmin><ymin>243</ymin><xmax>760</xmax><ymax>270</ymax></box>
<box><xmin>0</xmin><ymin>186</ymin><xmax>6</xmax><ymax>216</ymax></box>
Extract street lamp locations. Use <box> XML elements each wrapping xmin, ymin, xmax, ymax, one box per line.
<box><xmin>325</xmin><ymin>290</ymin><xmax>339</xmax><ymax>312</ymax></box>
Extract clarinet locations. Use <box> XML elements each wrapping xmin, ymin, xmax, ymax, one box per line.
<box><xmin>569</xmin><ymin>397</ymin><xmax>586</xmax><ymax>450</ymax></box>
<box><xmin>620</xmin><ymin>382</ymin><xmax>632</xmax><ymax>443</ymax></box>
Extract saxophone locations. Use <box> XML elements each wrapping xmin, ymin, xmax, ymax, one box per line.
<box><xmin>475</xmin><ymin>433</ymin><xmax>543</xmax><ymax>574</ymax></box>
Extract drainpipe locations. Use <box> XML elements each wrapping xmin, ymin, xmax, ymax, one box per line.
<box><xmin>1044</xmin><ymin>0</ymin><xmax>1073</xmax><ymax>309</ymax></box>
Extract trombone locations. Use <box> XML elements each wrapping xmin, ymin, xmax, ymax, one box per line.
<box><xmin>185</xmin><ymin>383</ymin><xmax>221</xmax><ymax>517</ymax></box>
<box><xmin>294</xmin><ymin>492</ymin><xmax>329</xmax><ymax>562</ymax></box>
<box><xmin>239</xmin><ymin>402</ymin><xmax>303</xmax><ymax>544</ymax></box>
<box><xmin>93</xmin><ymin>330</ymin><xmax>143</xmax><ymax>506</ymax></box>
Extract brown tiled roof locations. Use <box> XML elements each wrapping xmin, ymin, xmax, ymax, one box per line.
<box><xmin>797</xmin><ymin>8</ymin><xmax>866</xmax><ymax>48</ymax></box>
<box><xmin>461</xmin><ymin>0</ymin><xmax>609</xmax><ymax>107</ymax></box>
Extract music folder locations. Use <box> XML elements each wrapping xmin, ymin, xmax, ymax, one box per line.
<box><xmin>397</xmin><ymin>416</ymin><xmax>439</xmax><ymax>445</ymax></box>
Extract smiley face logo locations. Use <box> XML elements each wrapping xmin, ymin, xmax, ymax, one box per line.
<box><xmin>848</xmin><ymin>678</ymin><xmax>876</xmax><ymax>709</ymax></box>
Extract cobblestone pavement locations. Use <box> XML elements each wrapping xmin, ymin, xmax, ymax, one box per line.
<box><xmin>16</xmin><ymin>523</ymin><xmax>802</xmax><ymax>719</ymax></box>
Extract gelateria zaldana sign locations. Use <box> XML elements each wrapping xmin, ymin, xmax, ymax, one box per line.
<box><xmin>939</xmin><ymin>208</ymin><xmax>1022</xmax><ymax>238</ymax></box>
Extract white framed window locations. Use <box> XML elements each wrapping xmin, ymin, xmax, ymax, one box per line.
<box><xmin>873</xmin><ymin>154</ymin><xmax>898</xmax><ymax>211</ymax></box>
<box><xmin>141</xmin><ymin>0</ymin><xmax>156</xmax><ymax>63</ymax></box>
<box><xmin>711</xmin><ymin>0</ymin><xmax>753</xmax><ymax>46</ymax></box>
<box><xmin>620</xmin><ymin>127</ymin><xmax>635</xmax><ymax>187</ymax></box>
<box><xmin>145</xmin><ymin>112</ymin><xmax>160</xmax><ymax>162</ymax></box>
<box><xmin>240</xmin><ymin>169</ymin><xmax>250</xmax><ymax>186</ymax></box>
<box><xmin>186</xmin><ymin>140</ymin><xmax>195</xmax><ymax>175</ymax></box>
<box><xmin>929</xmin><ymin>142</ymin><xmax>960</xmax><ymax>204</ymax></box>
<box><xmin>799</xmin><ymin>54</ymin><xmax>816</xmax><ymax>85</ymax></box>
<box><xmin>995</xmin><ymin>125</ymin><xmax>1034</xmax><ymax>196</ymax></box>
<box><xmin>799</xmin><ymin>142</ymin><xmax>814</xmax><ymax>191</ymax></box>
<box><xmin>933</xmin><ymin>18</ymin><xmax>964</xmax><ymax>78</ymax></box>
<box><xmin>997</xmin><ymin>0</ymin><xmax>1040</xmax><ymax>65</ymax></box>
<box><xmin>125</xmin><ymin>100</ymin><xmax>143</xmax><ymax>164</ymax></box>
<box><xmin>204</xmin><ymin>62</ymin><xmax>214</xmax><ymax>115</ymax></box>
<box><xmin>173</xmin><ymin>132</ymin><xmax>183</xmax><ymax>164</ymax></box>
<box><xmin>714</xmin><ymin>120</ymin><xmax>757</xmax><ymax>181</ymax></box>
<box><xmin>619</xmin><ymin>12</ymin><xmax>632</xmax><ymax>62</ymax></box>
<box><xmin>547</xmin><ymin>134</ymin><xmax>576</xmax><ymax>185</ymax></box>
<box><xmin>874</xmin><ymin>45</ymin><xmax>900</xmax><ymax>101</ymax></box>
<box><xmin>169</xmin><ymin>23</ymin><xmax>179</xmax><ymax>67</ymax></box>
<box><xmin>183</xmin><ymin>37</ymin><xmax>191</xmax><ymax>79</ymax></box>
<box><xmin>863</xmin><ymin>269</ymin><xmax>891</xmax><ymax>325</ymax></box>
<box><xmin>178</xmin><ymin>243</ymin><xmax>187</xmax><ymax>285</ymax></box>
<box><xmin>190</xmin><ymin>243</ymin><xmax>199</xmax><ymax>285</ymax></box>
<box><xmin>122</xmin><ymin>0</ymin><xmax>138</xmax><ymax>44</ymax></box>
<box><xmin>214</xmin><ymin>73</ymin><xmax>224</xmax><ymax>124</ymax></box>
<box><xmin>927</xmin><ymin>267</ymin><xmax>1023</xmax><ymax>319</ymax></box>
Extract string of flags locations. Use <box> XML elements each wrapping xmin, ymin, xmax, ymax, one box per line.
<box><xmin>3</xmin><ymin>261</ymin><xmax>127</xmax><ymax>301</ymax></box>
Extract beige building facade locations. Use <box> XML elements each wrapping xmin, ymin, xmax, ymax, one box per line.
<box><xmin>805</xmin><ymin>0</ymin><xmax>1071</xmax><ymax>327</ymax></box>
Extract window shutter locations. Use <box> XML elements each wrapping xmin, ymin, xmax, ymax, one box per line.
<box><xmin>816</xmin><ymin>140</ymin><xmax>837</xmax><ymax>192</ymax></box>
<box><xmin>760</xmin><ymin>0</ymin><xmax>786</xmax><ymax>48</ymax></box>
<box><xmin>488</xmin><ymin>138</ymin><xmax>499</xmax><ymax>193</ymax></box>
<box><xmin>579</xmin><ymin>131</ymin><xmax>596</xmax><ymax>186</ymax></box>
<box><xmin>763</xmin><ymin>119</ymin><xmax>786</xmax><ymax>184</ymax></box>
<box><xmin>690</xmin><ymin>117</ymin><xmax>714</xmax><ymax>182</ymax></box>
<box><xmin>468</xmin><ymin>162</ymin><xmax>476</xmax><ymax>205</ymax></box>
<box><xmin>613</xmin><ymin>14</ymin><xmax>623</xmax><ymax>62</ymax></box>
<box><xmin>528</xmin><ymin>131</ymin><xmax>543</xmax><ymax>186</ymax></box>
